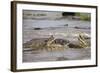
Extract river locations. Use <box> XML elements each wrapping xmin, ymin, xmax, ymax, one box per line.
<box><xmin>23</xmin><ymin>18</ymin><xmax>91</xmax><ymax>62</ymax></box>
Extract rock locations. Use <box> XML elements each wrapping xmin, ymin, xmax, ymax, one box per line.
<box><xmin>33</xmin><ymin>28</ymin><xmax>42</xmax><ymax>30</ymax></box>
<box><xmin>68</xmin><ymin>43</ymin><xmax>82</xmax><ymax>48</ymax></box>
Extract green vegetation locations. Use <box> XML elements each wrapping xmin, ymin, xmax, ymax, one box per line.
<box><xmin>75</xmin><ymin>13</ymin><xmax>91</xmax><ymax>21</ymax></box>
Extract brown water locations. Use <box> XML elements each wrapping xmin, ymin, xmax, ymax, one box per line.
<box><xmin>23</xmin><ymin>18</ymin><xmax>91</xmax><ymax>62</ymax></box>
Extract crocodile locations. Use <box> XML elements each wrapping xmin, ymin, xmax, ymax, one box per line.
<box><xmin>23</xmin><ymin>33</ymin><xmax>90</xmax><ymax>51</ymax></box>
<box><xmin>23</xmin><ymin>35</ymin><xmax>69</xmax><ymax>51</ymax></box>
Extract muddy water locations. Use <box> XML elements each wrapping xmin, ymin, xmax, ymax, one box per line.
<box><xmin>23</xmin><ymin>18</ymin><xmax>91</xmax><ymax>62</ymax></box>
<box><xmin>23</xmin><ymin>48</ymin><xmax>90</xmax><ymax>62</ymax></box>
